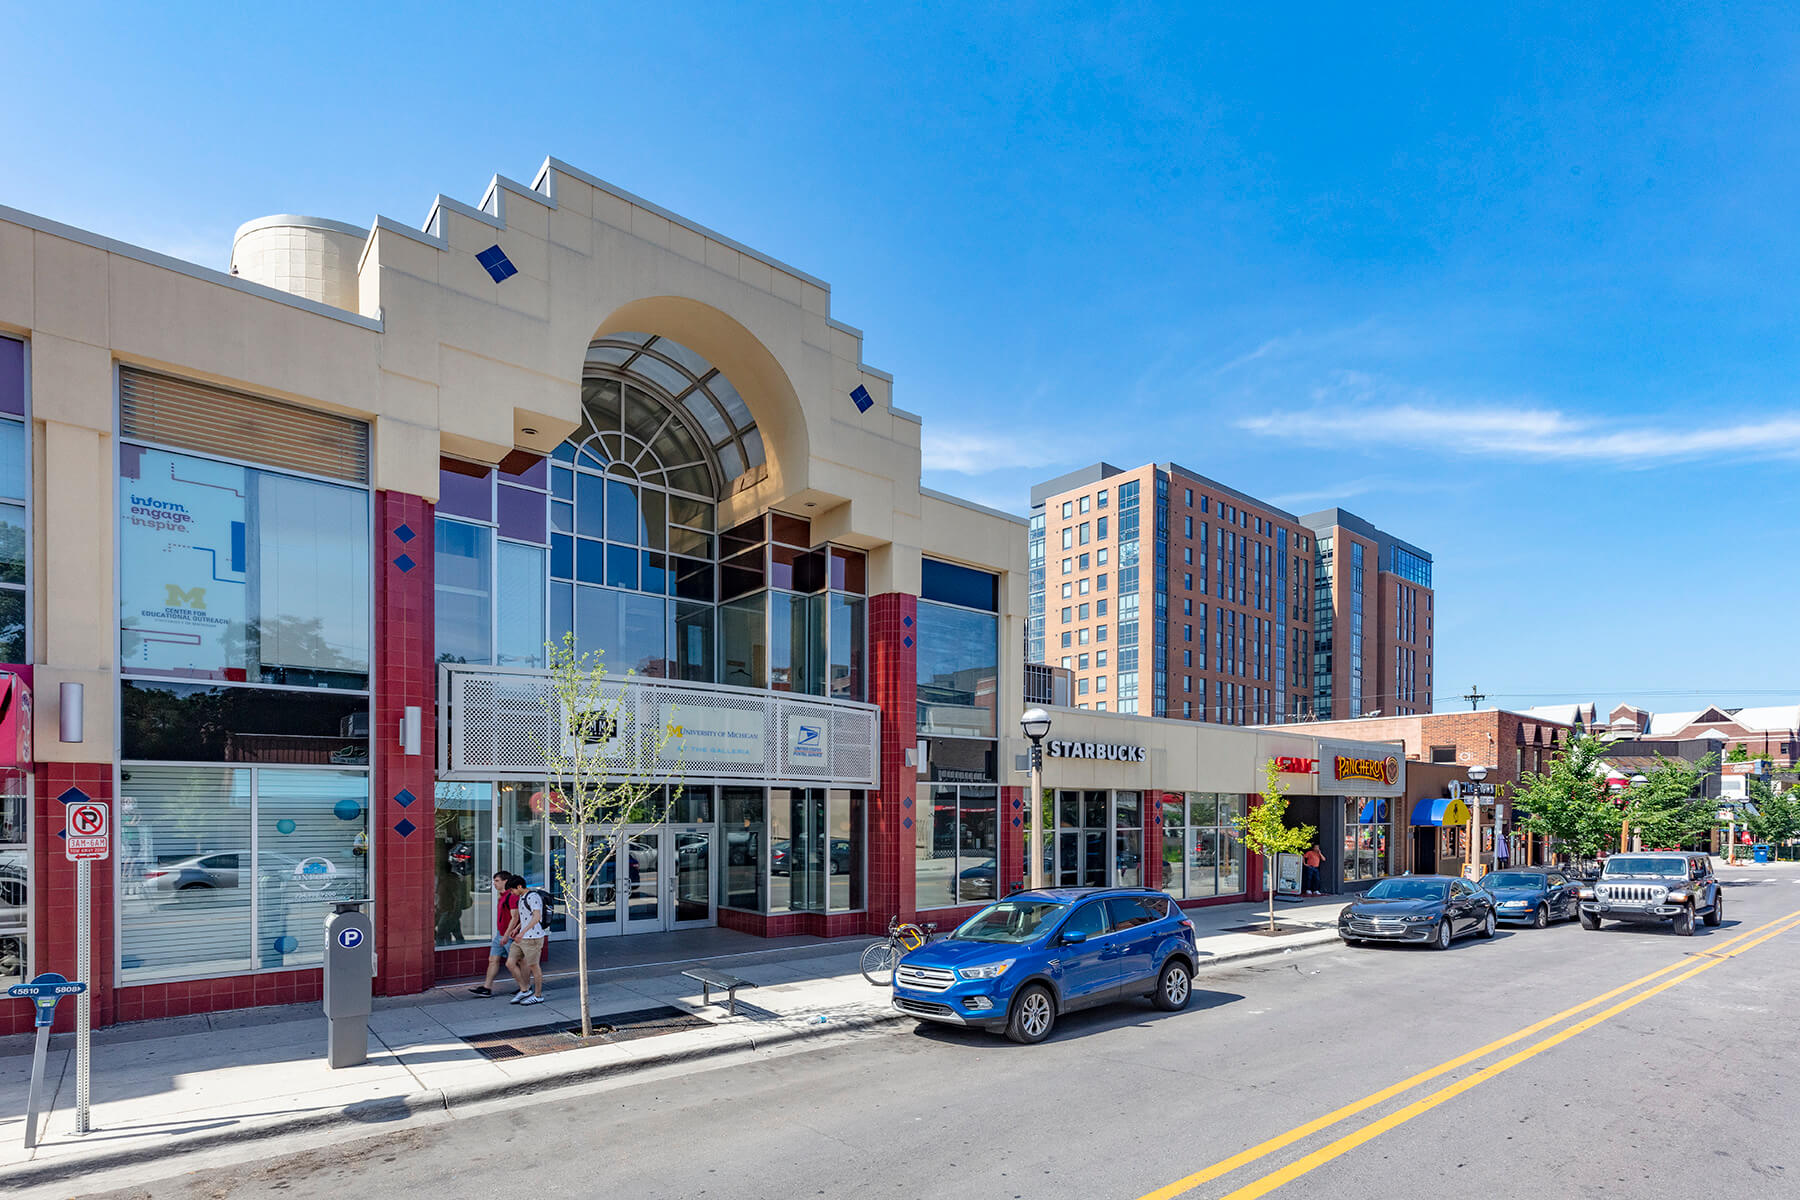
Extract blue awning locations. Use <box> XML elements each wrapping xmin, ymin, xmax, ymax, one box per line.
<box><xmin>1358</xmin><ymin>799</ymin><xmax>1389</xmax><ymax>824</ymax></box>
<box><xmin>1411</xmin><ymin>796</ymin><xmax>1471</xmax><ymax>827</ymax></box>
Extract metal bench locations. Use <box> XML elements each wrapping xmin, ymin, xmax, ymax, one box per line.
<box><xmin>681</xmin><ymin>967</ymin><xmax>756</xmax><ymax>1016</ymax></box>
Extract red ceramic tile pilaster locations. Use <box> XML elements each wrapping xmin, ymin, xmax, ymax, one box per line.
<box><xmin>373</xmin><ymin>492</ymin><xmax>437</xmax><ymax>996</ymax></box>
<box><xmin>999</xmin><ymin>785</ymin><xmax>1024</xmax><ymax>896</ymax></box>
<box><xmin>866</xmin><ymin>593</ymin><xmax>918</xmax><ymax>931</ymax></box>
<box><xmin>9</xmin><ymin>763</ymin><xmax>118</xmax><ymax>1035</ymax></box>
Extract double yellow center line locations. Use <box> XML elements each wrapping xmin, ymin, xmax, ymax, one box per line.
<box><xmin>1138</xmin><ymin>906</ymin><xmax>1800</xmax><ymax>1200</ymax></box>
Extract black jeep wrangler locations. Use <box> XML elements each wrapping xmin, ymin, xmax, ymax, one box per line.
<box><xmin>1578</xmin><ymin>852</ymin><xmax>1721</xmax><ymax>936</ymax></box>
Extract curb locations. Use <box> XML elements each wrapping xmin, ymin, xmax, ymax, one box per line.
<box><xmin>6</xmin><ymin>936</ymin><xmax>1344</xmax><ymax>1188</ymax></box>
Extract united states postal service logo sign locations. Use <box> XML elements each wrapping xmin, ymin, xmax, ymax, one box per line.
<box><xmin>786</xmin><ymin>711</ymin><xmax>828</xmax><ymax>770</ymax></box>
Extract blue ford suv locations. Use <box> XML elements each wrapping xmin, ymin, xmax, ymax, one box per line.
<box><xmin>891</xmin><ymin>888</ymin><xmax>1199</xmax><ymax>1044</ymax></box>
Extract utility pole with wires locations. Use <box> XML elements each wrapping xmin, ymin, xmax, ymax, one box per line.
<box><xmin>1463</xmin><ymin>684</ymin><xmax>1485</xmax><ymax>711</ymax></box>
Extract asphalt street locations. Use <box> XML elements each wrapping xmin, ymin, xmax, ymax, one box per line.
<box><xmin>81</xmin><ymin>865</ymin><xmax>1800</xmax><ymax>1200</ymax></box>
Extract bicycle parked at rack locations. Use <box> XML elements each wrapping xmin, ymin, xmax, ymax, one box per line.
<box><xmin>859</xmin><ymin>915</ymin><xmax>936</xmax><ymax>986</ymax></box>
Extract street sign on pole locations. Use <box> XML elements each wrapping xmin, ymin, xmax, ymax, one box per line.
<box><xmin>61</xmin><ymin>791</ymin><xmax>103</xmax><ymax>1135</ymax></box>
<box><xmin>65</xmin><ymin>800</ymin><xmax>109</xmax><ymax>861</ymax></box>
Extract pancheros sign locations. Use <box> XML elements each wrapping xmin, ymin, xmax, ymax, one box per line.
<box><xmin>1334</xmin><ymin>753</ymin><xmax>1400</xmax><ymax>787</ymax></box>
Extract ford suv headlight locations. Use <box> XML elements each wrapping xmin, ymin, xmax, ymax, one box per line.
<box><xmin>958</xmin><ymin>960</ymin><xmax>1015</xmax><ymax>980</ymax></box>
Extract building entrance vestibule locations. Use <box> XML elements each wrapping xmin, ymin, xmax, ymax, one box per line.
<box><xmin>567</xmin><ymin>824</ymin><xmax>715</xmax><ymax>937</ymax></box>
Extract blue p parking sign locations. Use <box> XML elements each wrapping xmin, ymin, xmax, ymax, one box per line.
<box><xmin>336</xmin><ymin>927</ymin><xmax>365</xmax><ymax>950</ymax></box>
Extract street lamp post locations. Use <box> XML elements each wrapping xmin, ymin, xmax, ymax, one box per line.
<box><xmin>1021</xmin><ymin>708</ymin><xmax>1052</xmax><ymax>891</ymax></box>
<box><xmin>1466</xmin><ymin>764</ymin><xmax>1489</xmax><ymax>880</ymax></box>
<box><xmin>1621</xmin><ymin>773</ymin><xmax>1647</xmax><ymax>853</ymax></box>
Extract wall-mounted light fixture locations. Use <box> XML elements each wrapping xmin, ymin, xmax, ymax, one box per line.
<box><xmin>59</xmin><ymin>682</ymin><xmax>84</xmax><ymax>743</ymax></box>
<box><xmin>400</xmin><ymin>706</ymin><xmax>422</xmax><ymax>757</ymax></box>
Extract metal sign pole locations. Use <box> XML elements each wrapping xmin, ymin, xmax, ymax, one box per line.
<box><xmin>76</xmin><ymin>855</ymin><xmax>91</xmax><ymax>1135</ymax></box>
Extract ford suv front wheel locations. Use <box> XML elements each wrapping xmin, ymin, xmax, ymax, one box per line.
<box><xmin>1006</xmin><ymin>984</ymin><xmax>1057</xmax><ymax>1045</ymax></box>
<box><xmin>1153</xmin><ymin>959</ymin><xmax>1192</xmax><ymax>1012</ymax></box>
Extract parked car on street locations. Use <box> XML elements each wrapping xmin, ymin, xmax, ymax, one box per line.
<box><xmin>1578</xmin><ymin>853</ymin><xmax>1720</xmax><ymax>936</ymax></box>
<box><xmin>1338</xmin><ymin>875</ymin><xmax>1496</xmax><ymax>949</ymax></box>
<box><xmin>891</xmin><ymin>887</ymin><xmax>1199</xmax><ymax>1044</ymax></box>
<box><xmin>1483</xmin><ymin>868</ymin><xmax>1581</xmax><ymax>927</ymax></box>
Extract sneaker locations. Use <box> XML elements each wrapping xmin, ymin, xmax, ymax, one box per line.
<box><xmin>467</xmin><ymin>986</ymin><xmax>493</xmax><ymax>997</ymax></box>
<box><xmin>509</xmin><ymin>990</ymin><xmax>530</xmax><ymax>1004</ymax></box>
<box><xmin>520</xmin><ymin>994</ymin><xmax>543</xmax><ymax>1006</ymax></box>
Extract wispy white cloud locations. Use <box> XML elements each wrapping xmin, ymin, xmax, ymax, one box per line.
<box><xmin>1238</xmin><ymin>385</ymin><xmax>1800</xmax><ymax>465</ymax></box>
<box><xmin>922</xmin><ymin>426</ymin><xmax>1093</xmax><ymax>475</ymax></box>
<box><xmin>1266</xmin><ymin>475</ymin><xmax>1459</xmax><ymax>509</ymax></box>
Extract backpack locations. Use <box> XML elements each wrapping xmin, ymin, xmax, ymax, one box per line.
<box><xmin>521</xmin><ymin>887</ymin><xmax>556</xmax><ymax>936</ymax></box>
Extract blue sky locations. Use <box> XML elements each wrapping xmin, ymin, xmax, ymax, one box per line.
<box><xmin>7</xmin><ymin>3</ymin><xmax>1796</xmax><ymax>714</ymax></box>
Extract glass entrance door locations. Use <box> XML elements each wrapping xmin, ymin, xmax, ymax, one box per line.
<box><xmin>620</xmin><ymin>828</ymin><xmax>663</xmax><ymax>933</ymax></box>
<box><xmin>671</xmin><ymin>828</ymin><xmax>715</xmax><ymax>927</ymax></box>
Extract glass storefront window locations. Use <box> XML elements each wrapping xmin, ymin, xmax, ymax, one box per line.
<box><xmin>498</xmin><ymin>782</ymin><xmax>548</xmax><ymax>891</ymax></box>
<box><xmin>435</xmin><ymin>782</ymin><xmax>493</xmax><ymax>948</ymax></box>
<box><xmin>917</xmin><ymin>785</ymin><xmax>997</xmax><ymax>909</ymax></box>
<box><xmin>1114</xmin><ymin>792</ymin><xmax>1142</xmax><ymax>887</ymax></box>
<box><xmin>1343</xmin><ymin>797</ymin><xmax>1389</xmax><ymax>883</ymax></box>
<box><xmin>1165</xmin><ymin>792</ymin><xmax>1247</xmax><ymax>899</ymax></box>
<box><xmin>496</xmin><ymin>542</ymin><xmax>547</xmax><ymax>668</ymax></box>
<box><xmin>829</xmin><ymin>593</ymin><xmax>865</xmax><ymax>700</ymax></box>
<box><xmin>721</xmin><ymin>786</ymin><xmax>766</xmax><ymax>911</ymax></box>
<box><xmin>118</xmin><ymin>765</ymin><xmax>369</xmax><ymax>983</ymax></box>
<box><xmin>120</xmin><ymin>445</ymin><xmax>370</xmax><ymax>688</ymax></box>
<box><xmin>0</xmin><ymin>770</ymin><xmax>26</xmax><ymax>988</ymax></box>
<box><xmin>773</xmin><ymin>787</ymin><xmax>827</xmax><ymax>912</ymax></box>
<box><xmin>720</xmin><ymin>595</ymin><xmax>767</xmax><ymax>689</ymax></box>
<box><xmin>916</xmin><ymin>601</ymin><xmax>999</xmax><ymax>738</ymax></box>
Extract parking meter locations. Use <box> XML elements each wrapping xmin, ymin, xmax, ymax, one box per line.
<box><xmin>322</xmin><ymin>901</ymin><xmax>374</xmax><ymax>1068</ymax></box>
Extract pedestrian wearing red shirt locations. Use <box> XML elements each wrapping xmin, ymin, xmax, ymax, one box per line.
<box><xmin>467</xmin><ymin>871</ymin><xmax>520</xmax><ymax>996</ymax></box>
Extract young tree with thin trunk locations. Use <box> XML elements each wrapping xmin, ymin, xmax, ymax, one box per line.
<box><xmin>538</xmin><ymin>635</ymin><xmax>685</xmax><ymax>1038</ymax></box>
<box><xmin>1515</xmin><ymin>732</ymin><xmax>1619</xmax><ymax>861</ymax></box>
<box><xmin>1625</xmin><ymin>752</ymin><xmax>1719</xmax><ymax>851</ymax></box>
<box><xmin>1232</xmin><ymin>758</ymin><xmax>1317</xmax><ymax>933</ymax></box>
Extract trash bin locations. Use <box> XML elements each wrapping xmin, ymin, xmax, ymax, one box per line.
<box><xmin>1754</xmin><ymin>843</ymin><xmax>1771</xmax><ymax>864</ymax></box>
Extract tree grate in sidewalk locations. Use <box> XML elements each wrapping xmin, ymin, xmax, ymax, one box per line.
<box><xmin>1222</xmin><ymin>924</ymin><xmax>1321</xmax><ymax>937</ymax></box>
<box><xmin>462</xmin><ymin>1005</ymin><xmax>711</xmax><ymax>1060</ymax></box>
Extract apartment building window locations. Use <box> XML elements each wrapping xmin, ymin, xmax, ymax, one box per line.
<box><xmin>1183</xmin><ymin>676</ymin><xmax>1192</xmax><ymax>693</ymax></box>
<box><xmin>1078</xmin><ymin>653</ymin><xmax>1089</xmax><ymax>670</ymax></box>
<box><xmin>1078</xmin><ymin>495</ymin><xmax>1090</xmax><ymax>514</ymax></box>
<box><xmin>1185</xmin><ymin>488</ymin><xmax>1194</xmax><ymax>506</ymax></box>
<box><xmin>1097</xmin><ymin>489</ymin><xmax>1108</xmax><ymax>508</ymax></box>
<box><xmin>1200</xmin><ymin>497</ymin><xmax>1209</xmax><ymax>513</ymax></box>
<box><xmin>1097</xmin><ymin>676</ymin><xmax>1108</xmax><ymax>693</ymax></box>
<box><xmin>1184</xmin><ymin>546</ymin><xmax>1193</xmax><ymax>564</ymax></box>
<box><xmin>1061</xmin><ymin>501</ymin><xmax>1073</xmax><ymax>518</ymax></box>
<box><xmin>1078</xmin><ymin>553</ymin><xmax>1090</xmax><ymax>570</ymax></box>
<box><xmin>1061</xmin><ymin>582</ymin><xmax>1072</xmax><ymax>598</ymax></box>
<box><xmin>1061</xmin><ymin>606</ymin><xmax>1072</xmax><ymax>623</ymax></box>
<box><xmin>1062</xmin><ymin>528</ymin><xmax>1073</xmax><ymax>549</ymax></box>
<box><xmin>1096</xmin><ymin>599</ymin><xmax>1107</xmax><ymax>616</ymax></box>
<box><xmin>1097</xmin><ymin>650</ymin><xmax>1107</xmax><ymax>667</ymax></box>
<box><xmin>1078</xmin><ymin>579</ymin><xmax>1090</xmax><ymax>596</ymax></box>
<box><xmin>1184</xmin><ymin>516</ymin><xmax>1193</xmax><ymax>537</ymax></box>
<box><xmin>1078</xmin><ymin>603</ymin><xmax>1089</xmax><ymax>620</ymax></box>
<box><xmin>1096</xmin><ymin>702</ymin><xmax>1107</xmax><ymax>711</ymax></box>
<box><xmin>1097</xmin><ymin>573</ymin><xmax>1107</xmax><ymax>590</ymax></box>
<box><xmin>1183</xmin><ymin>649</ymin><xmax>1191</xmax><ymax>667</ymax></box>
<box><xmin>1078</xmin><ymin>629</ymin><xmax>1090</xmax><ymax>645</ymax></box>
<box><xmin>1183</xmin><ymin>624</ymin><xmax>1191</xmax><ymax>642</ymax></box>
<box><xmin>1183</xmin><ymin>572</ymin><xmax>1193</xmax><ymax>590</ymax></box>
<box><xmin>1060</xmin><ymin>632</ymin><xmax>1071</xmax><ymax>648</ymax></box>
<box><xmin>1062</xmin><ymin>558</ymin><xmax>1072</xmax><ymax>575</ymax></box>
<box><xmin>1097</xmin><ymin>548</ymin><xmax>1108</xmax><ymax>565</ymax></box>
<box><xmin>1060</xmin><ymin>656</ymin><xmax>1071</xmax><ymax>669</ymax></box>
<box><xmin>1078</xmin><ymin>677</ymin><xmax>1089</xmax><ymax>695</ymax></box>
<box><xmin>1096</xmin><ymin>516</ymin><xmax>1108</xmax><ymax>539</ymax></box>
<box><xmin>1182</xmin><ymin>598</ymin><xmax>1192</xmax><ymax>615</ymax></box>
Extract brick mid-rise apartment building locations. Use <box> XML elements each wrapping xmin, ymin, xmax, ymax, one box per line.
<box><xmin>1027</xmin><ymin>463</ymin><xmax>1434</xmax><ymax>725</ymax></box>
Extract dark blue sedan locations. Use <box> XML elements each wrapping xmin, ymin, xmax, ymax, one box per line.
<box><xmin>1482</xmin><ymin>868</ymin><xmax>1581</xmax><ymax>928</ymax></box>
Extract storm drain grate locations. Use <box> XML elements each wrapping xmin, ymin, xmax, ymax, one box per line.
<box><xmin>463</xmin><ymin>1005</ymin><xmax>711</xmax><ymax>1061</ymax></box>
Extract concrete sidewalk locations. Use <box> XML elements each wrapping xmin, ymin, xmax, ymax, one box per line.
<box><xmin>0</xmin><ymin>894</ymin><xmax>1346</xmax><ymax>1188</ymax></box>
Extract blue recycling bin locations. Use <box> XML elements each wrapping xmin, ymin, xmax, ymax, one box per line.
<box><xmin>1754</xmin><ymin>843</ymin><xmax>1771</xmax><ymax>864</ymax></box>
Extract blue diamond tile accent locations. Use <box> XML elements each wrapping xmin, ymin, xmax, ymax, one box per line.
<box><xmin>394</xmin><ymin>523</ymin><xmax>416</xmax><ymax>544</ymax></box>
<box><xmin>57</xmin><ymin>787</ymin><xmax>90</xmax><ymax>807</ymax></box>
<box><xmin>56</xmin><ymin>829</ymin><xmax>66</xmax><ymax>840</ymax></box>
<box><xmin>1012</xmin><ymin>797</ymin><xmax>1022</xmax><ymax>809</ymax></box>
<box><xmin>902</xmin><ymin>635</ymin><xmax>913</xmax><ymax>649</ymax></box>
<box><xmin>395</xmin><ymin>818</ymin><xmax>418</xmax><ymax>839</ymax></box>
<box><xmin>902</xmin><ymin>796</ymin><xmax>912</xmax><ymax>809</ymax></box>
<box><xmin>394</xmin><ymin>788</ymin><xmax>416</xmax><ymax>809</ymax></box>
<box><xmin>1012</xmin><ymin>817</ymin><xmax>1022</xmax><ymax>828</ymax></box>
<box><xmin>902</xmin><ymin>816</ymin><xmax>913</xmax><ymax>830</ymax></box>
<box><xmin>476</xmin><ymin>244</ymin><xmax>519</xmax><ymax>283</ymax></box>
<box><xmin>394</xmin><ymin>553</ymin><xmax>416</xmax><ymax>573</ymax></box>
<box><xmin>902</xmin><ymin>615</ymin><xmax>913</xmax><ymax>628</ymax></box>
<box><xmin>849</xmin><ymin>384</ymin><xmax>874</xmax><ymax>413</ymax></box>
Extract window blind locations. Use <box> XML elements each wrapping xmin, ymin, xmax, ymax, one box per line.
<box><xmin>120</xmin><ymin>369</ymin><xmax>368</xmax><ymax>484</ymax></box>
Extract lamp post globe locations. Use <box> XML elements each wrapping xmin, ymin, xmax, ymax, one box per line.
<box><xmin>1020</xmin><ymin>708</ymin><xmax>1051</xmax><ymax>890</ymax></box>
<box><xmin>1467</xmin><ymin>764</ymin><xmax>1488</xmax><ymax>783</ymax></box>
<box><xmin>1630</xmin><ymin>773</ymin><xmax>1647</xmax><ymax>788</ymax></box>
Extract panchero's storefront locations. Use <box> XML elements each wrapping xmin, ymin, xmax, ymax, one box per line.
<box><xmin>1</xmin><ymin>157</ymin><xmax>1031</xmax><ymax>1031</ymax></box>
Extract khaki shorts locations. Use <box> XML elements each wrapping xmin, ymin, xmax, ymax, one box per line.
<box><xmin>509</xmin><ymin>937</ymin><xmax>544</xmax><ymax>969</ymax></box>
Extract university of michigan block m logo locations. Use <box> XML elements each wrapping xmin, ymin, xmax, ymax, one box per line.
<box><xmin>165</xmin><ymin>584</ymin><xmax>207</xmax><ymax>610</ymax></box>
